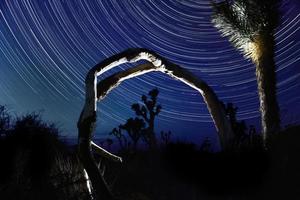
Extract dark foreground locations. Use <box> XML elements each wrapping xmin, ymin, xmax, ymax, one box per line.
<box><xmin>1</xmin><ymin>125</ymin><xmax>300</xmax><ymax>200</ymax></box>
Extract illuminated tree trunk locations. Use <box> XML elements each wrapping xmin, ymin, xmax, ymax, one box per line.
<box><xmin>211</xmin><ymin>0</ymin><xmax>281</xmax><ymax>146</ymax></box>
<box><xmin>254</xmin><ymin>34</ymin><xmax>280</xmax><ymax>143</ymax></box>
<box><xmin>77</xmin><ymin>113</ymin><xmax>122</xmax><ymax>200</ymax></box>
<box><xmin>78</xmin><ymin>48</ymin><xmax>233</xmax><ymax>199</ymax></box>
<box><xmin>93</xmin><ymin>49</ymin><xmax>234</xmax><ymax>148</ymax></box>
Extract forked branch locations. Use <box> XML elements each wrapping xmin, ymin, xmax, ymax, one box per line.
<box><xmin>77</xmin><ymin>48</ymin><xmax>233</xmax><ymax>200</ymax></box>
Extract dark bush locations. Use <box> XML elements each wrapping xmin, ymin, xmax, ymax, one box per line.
<box><xmin>0</xmin><ymin>112</ymin><xmax>90</xmax><ymax>200</ymax></box>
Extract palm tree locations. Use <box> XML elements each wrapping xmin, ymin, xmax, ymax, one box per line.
<box><xmin>211</xmin><ymin>0</ymin><xmax>281</xmax><ymax>143</ymax></box>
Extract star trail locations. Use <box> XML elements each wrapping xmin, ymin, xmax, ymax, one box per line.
<box><xmin>0</xmin><ymin>0</ymin><xmax>299</xmax><ymax>146</ymax></box>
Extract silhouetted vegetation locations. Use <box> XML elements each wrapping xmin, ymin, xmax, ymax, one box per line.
<box><xmin>120</xmin><ymin>117</ymin><xmax>145</xmax><ymax>151</ymax></box>
<box><xmin>221</xmin><ymin>102</ymin><xmax>263</xmax><ymax>151</ymax></box>
<box><xmin>106</xmin><ymin>93</ymin><xmax>300</xmax><ymax>199</ymax></box>
<box><xmin>1</xmin><ymin>95</ymin><xmax>300</xmax><ymax>200</ymax></box>
<box><xmin>0</xmin><ymin>109</ymin><xmax>90</xmax><ymax>200</ymax></box>
<box><xmin>110</xmin><ymin>124</ymin><xmax>300</xmax><ymax>200</ymax></box>
<box><xmin>110</xmin><ymin>127</ymin><xmax>130</xmax><ymax>151</ymax></box>
<box><xmin>110</xmin><ymin>88</ymin><xmax>164</xmax><ymax>152</ymax></box>
<box><xmin>0</xmin><ymin>105</ymin><xmax>10</xmax><ymax>137</ymax></box>
<box><xmin>131</xmin><ymin>88</ymin><xmax>162</xmax><ymax>149</ymax></box>
<box><xmin>160</xmin><ymin>130</ymin><xmax>172</xmax><ymax>147</ymax></box>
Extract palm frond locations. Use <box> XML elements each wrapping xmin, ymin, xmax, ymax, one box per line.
<box><xmin>211</xmin><ymin>0</ymin><xmax>280</xmax><ymax>59</ymax></box>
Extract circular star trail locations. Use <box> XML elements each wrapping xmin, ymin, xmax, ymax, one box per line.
<box><xmin>0</xmin><ymin>0</ymin><xmax>299</xmax><ymax>146</ymax></box>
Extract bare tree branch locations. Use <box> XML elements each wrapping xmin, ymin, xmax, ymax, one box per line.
<box><xmin>77</xmin><ymin>48</ymin><xmax>233</xmax><ymax>199</ymax></box>
<box><xmin>91</xmin><ymin>142</ymin><xmax>122</xmax><ymax>163</ymax></box>
<box><xmin>95</xmin><ymin>52</ymin><xmax>234</xmax><ymax>148</ymax></box>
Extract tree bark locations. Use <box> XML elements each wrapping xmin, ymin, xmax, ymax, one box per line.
<box><xmin>254</xmin><ymin>34</ymin><xmax>280</xmax><ymax>144</ymax></box>
<box><xmin>77</xmin><ymin>112</ymin><xmax>115</xmax><ymax>200</ymax></box>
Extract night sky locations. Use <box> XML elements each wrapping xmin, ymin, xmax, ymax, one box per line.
<box><xmin>0</xmin><ymin>0</ymin><xmax>299</xmax><ymax>148</ymax></box>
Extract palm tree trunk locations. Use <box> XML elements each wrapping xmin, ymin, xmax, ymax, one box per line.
<box><xmin>254</xmin><ymin>34</ymin><xmax>280</xmax><ymax>143</ymax></box>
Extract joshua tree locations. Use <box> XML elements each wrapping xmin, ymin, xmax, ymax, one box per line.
<box><xmin>0</xmin><ymin>105</ymin><xmax>10</xmax><ymax>136</ymax></box>
<box><xmin>78</xmin><ymin>48</ymin><xmax>233</xmax><ymax>199</ymax></box>
<box><xmin>131</xmin><ymin>88</ymin><xmax>161</xmax><ymax>149</ymax></box>
<box><xmin>225</xmin><ymin>103</ymin><xmax>238</xmax><ymax>125</ymax></box>
<box><xmin>111</xmin><ymin>88</ymin><xmax>161</xmax><ymax>151</ymax></box>
<box><xmin>161</xmin><ymin>130</ymin><xmax>172</xmax><ymax>146</ymax></box>
<box><xmin>212</xmin><ymin>0</ymin><xmax>281</xmax><ymax>143</ymax></box>
<box><xmin>110</xmin><ymin>127</ymin><xmax>129</xmax><ymax>151</ymax></box>
<box><xmin>223</xmin><ymin>102</ymin><xmax>249</xmax><ymax>147</ymax></box>
<box><xmin>119</xmin><ymin>117</ymin><xmax>145</xmax><ymax>150</ymax></box>
<box><xmin>200</xmin><ymin>137</ymin><xmax>212</xmax><ymax>152</ymax></box>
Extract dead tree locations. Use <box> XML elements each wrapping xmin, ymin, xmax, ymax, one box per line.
<box><xmin>77</xmin><ymin>48</ymin><xmax>233</xmax><ymax>199</ymax></box>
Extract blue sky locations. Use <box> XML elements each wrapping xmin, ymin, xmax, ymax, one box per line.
<box><xmin>0</xmin><ymin>0</ymin><xmax>299</xmax><ymax>148</ymax></box>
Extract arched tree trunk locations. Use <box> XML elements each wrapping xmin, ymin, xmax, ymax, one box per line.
<box><xmin>77</xmin><ymin>48</ymin><xmax>233</xmax><ymax>199</ymax></box>
<box><xmin>96</xmin><ymin>62</ymin><xmax>234</xmax><ymax>148</ymax></box>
